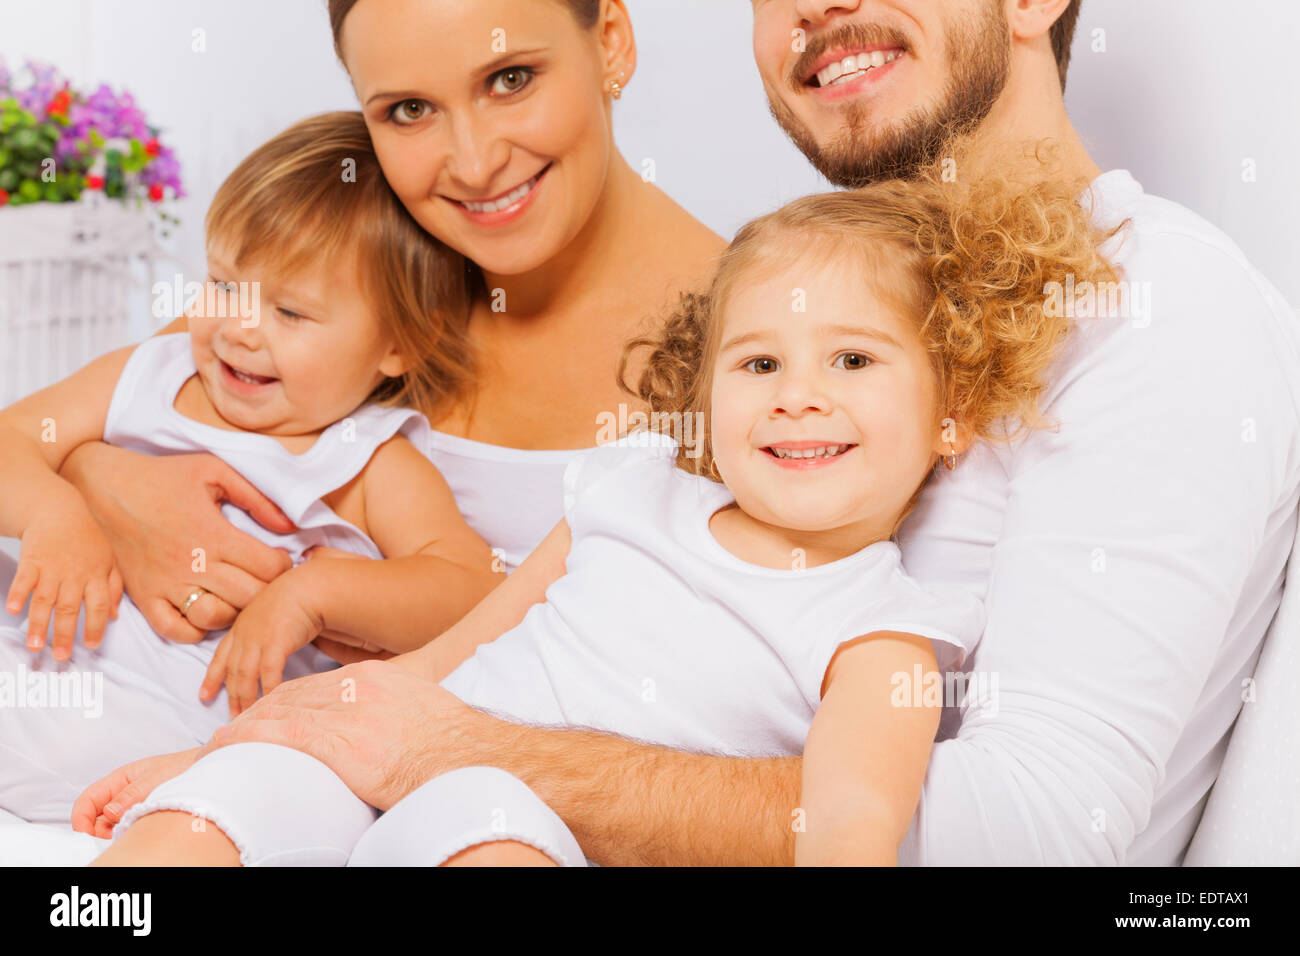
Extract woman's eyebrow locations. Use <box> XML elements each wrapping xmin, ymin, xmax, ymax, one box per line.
<box><xmin>364</xmin><ymin>46</ymin><xmax>551</xmax><ymax>105</ymax></box>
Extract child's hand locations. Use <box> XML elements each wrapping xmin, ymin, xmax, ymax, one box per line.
<box><xmin>6</xmin><ymin>507</ymin><xmax>124</xmax><ymax>660</ymax></box>
<box><xmin>199</xmin><ymin>569</ymin><xmax>323</xmax><ymax>717</ymax></box>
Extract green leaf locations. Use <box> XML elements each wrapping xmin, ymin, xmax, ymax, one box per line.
<box><xmin>18</xmin><ymin>179</ymin><xmax>42</xmax><ymax>202</ymax></box>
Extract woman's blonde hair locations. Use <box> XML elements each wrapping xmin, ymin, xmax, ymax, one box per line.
<box><xmin>622</xmin><ymin>140</ymin><xmax>1125</xmax><ymax>533</ymax></box>
<box><xmin>206</xmin><ymin>111</ymin><xmax>472</xmax><ymax>416</ymax></box>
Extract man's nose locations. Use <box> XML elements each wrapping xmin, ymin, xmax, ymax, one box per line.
<box><xmin>793</xmin><ymin>0</ymin><xmax>864</xmax><ymax>28</ymax></box>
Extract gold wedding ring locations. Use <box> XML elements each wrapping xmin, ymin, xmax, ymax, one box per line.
<box><xmin>180</xmin><ymin>587</ymin><xmax>208</xmax><ymax>617</ymax></box>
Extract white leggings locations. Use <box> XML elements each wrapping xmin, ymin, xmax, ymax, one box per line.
<box><xmin>116</xmin><ymin>743</ymin><xmax>587</xmax><ymax>866</ymax></box>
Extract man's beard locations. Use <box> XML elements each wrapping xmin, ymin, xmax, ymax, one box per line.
<box><xmin>769</xmin><ymin>3</ymin><xmax>1012</xmax><ymax>187</ymax></box>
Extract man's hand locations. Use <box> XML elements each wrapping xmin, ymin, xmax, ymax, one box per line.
<box><xmin>70</xmin><ymin>748</ymin><xmax>199</xmax><ymax>839</ymax></box>
<box><xmin>60</xmin><ymin>445</ymin><xmax>296</xmax><ymax>641</ymax></box>
<box><xmin>7</xmin><ymin>500</ymin><xmax>123</xmax><ymax>659</ymax></box>
<box><xmin>199</xmin><ymin>660</ymin><xmax>483</xmax><ymax>811</ymax></box>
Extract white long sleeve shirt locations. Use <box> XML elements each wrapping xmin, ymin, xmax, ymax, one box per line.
<box><xmin>895</xmin><ymin>170</ymin><xmax>1300</xmax><ymax>865</ymax></box>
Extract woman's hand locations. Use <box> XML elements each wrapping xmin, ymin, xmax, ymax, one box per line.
<box><xmin>70</xmin><ymin>748</ymin><xmax>199</xmax><ymax>839</ymax></box>
<box><xmin>6</xmin><ymin>499</ymin><xmax>123</xmax><ymax>659</ymax></box>
<box><xmin>59</xmin><ymin>444</ymin><xmax>297</xmax><ymax>641</ymax></box>
<box><xmin>199</xmin><ymin>660</ymin><xmax>482</xmax><ymax>811</ymax></box>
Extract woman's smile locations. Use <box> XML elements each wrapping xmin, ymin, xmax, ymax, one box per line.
<box><xmin>447</xmin><ymin>163</ymin><xmax>552</xmax><ymax>227</ymax></box>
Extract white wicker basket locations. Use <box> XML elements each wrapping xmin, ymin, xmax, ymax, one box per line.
<box><xmin>0</xmin><ymin>199</ymin><xmax>160</xmax><ymax>407</ymax></box>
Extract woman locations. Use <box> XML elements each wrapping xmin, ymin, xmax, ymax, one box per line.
<box><xmin>10</xmin><ymin>0</ymin><xmax>722</xmax><ymax>863</ymax></box>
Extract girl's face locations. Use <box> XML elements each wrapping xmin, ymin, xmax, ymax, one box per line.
<box><xmin>189</xmin><ymin>239</ymin><xmax>408</xmax><ymax>437</ymax></box>
<box><xmin>342</xmin><ymin>0</ymin><xmax>617</xmax><ymax>276</ymax></box>
<box><xmin>709</xmin><ymin>255</ymin><xmax>948</xmax><ymax>541</ymax></box>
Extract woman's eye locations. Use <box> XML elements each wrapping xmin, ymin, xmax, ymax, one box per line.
<box><xmin>491</xmin><ymin>67</ymin><xmax>534</xmax><ymax>96</ymax></box>
<box><xmin>743</xmin><ymin>356</ymin><xmax>780</xmax><ymax>374</ymax></box>
<box><xmin>833</xmin><ymin>352</ymin><xmax>872</xmax><ymax>370</ymax></box>
<box><xmin>389</xmin><ymin>99</ymin><xmax>430</xmax><ymax>125</ymax></box>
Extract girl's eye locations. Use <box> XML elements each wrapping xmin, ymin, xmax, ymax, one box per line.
<box><xmin>491</xmin><ymin>67</ymin><xmax>534</xmax><ymax>96</ymax></box>
<box><xmin>277</xmin><ymin>307</ymin><xmax>305</xmax><ymax>322</ymax></box>
<box><xmin>743</xmin><ymin>356</ymin><xmax>780</xmax><ymax>374</ymax></box>
<box><xmin>833</xmin><ymin>352</ymin><xmax>872</xmax><ymax>370</ymax></box>
<box><xmin>388</xmin><ymin>99</ymin><xmax>431</xmax><ymax>126</ymax></box>
<box><xmin>208</xmin><ymin>277</ymin><xmax>235</xmax><ymax>293</ymax></box>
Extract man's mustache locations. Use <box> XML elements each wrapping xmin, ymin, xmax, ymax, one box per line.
<box><xmin>790</xmin><ymin>21</ymin><xmax>913</xmax><ymax>92</ymax></box>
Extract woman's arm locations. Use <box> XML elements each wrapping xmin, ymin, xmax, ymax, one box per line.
<box><xmin>57</xmin><ymin>315</ymin><xmax>296</xmax><ymax>641</ymax></box>
<box><xmin>795</xmin><ymin>632</ymin><xmax>941</xmax><ymax>865</ymax></box>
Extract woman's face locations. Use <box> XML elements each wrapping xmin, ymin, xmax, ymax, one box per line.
<box><xmin>341</xmin><ymin>0</ymin><xmax>618</xmax><ymax>277</ymax></box>
<box><xmin>708</xmin><ymin>254</ymin><xmax>947</xmax><ymax>541</ymax></box>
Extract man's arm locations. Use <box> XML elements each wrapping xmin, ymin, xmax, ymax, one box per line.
<box><xmin>453</xmin><ymin>717</ymin><xmax>801</xmax><ymax>867</ymax></box>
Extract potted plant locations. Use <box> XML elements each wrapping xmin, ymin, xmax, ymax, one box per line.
<box><xmin>0</xmin><ymin>58</ymin><xmax>184</xmax><ymax>405</ymax></box>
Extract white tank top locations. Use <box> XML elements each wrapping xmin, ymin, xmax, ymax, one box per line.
<box><xmin>423</xmin><ymin>430</ymin><xmax>593</xmax><ymax>573</ymax></box>
<box><xmin>88</xmin><ymin>333</ymin><xmax>433</xmax><ymax>737</ymax></box>
<box><xmin>441</xmin><ymin>439</ymin><xmax>984</xmax><ymax>757</ymax></box>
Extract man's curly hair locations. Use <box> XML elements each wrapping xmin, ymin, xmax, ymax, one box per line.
<box><xmin>621</xmin><ymin>139</ymin><xmax>1126</xmax><ymax>533</ymax></box>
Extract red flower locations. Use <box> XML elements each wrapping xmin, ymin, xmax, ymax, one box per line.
<box><xmin>86</xmin><ymin>175</ymin><xmax>105</xmax><ymax>190</ymax></box>
<box><xmin>144</xmin><ymin>138</ymin><xmax>160</xmax><ymax>157</ymax></box>
<box><xmin>48</xmin><ymin>88</ymin><xmax>72</xmax><ymax>117</ymax></box>
<box><xmin>0</xmin><ymin>189</ymin><xmax>8</xmax><ymax>207</ymax></box>
<box><xmin>148</xmin><ymin>183</ymin><xmax>164</xmax><ymax>202</ymax></box>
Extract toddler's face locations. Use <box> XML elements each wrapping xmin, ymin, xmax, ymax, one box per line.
<box><xmin>709</xmin><ymin>256</ymin><xmax>948</xmax><ymax>542</ymax></box>
<box><xmin>186</xmin><ymin>239</ymin><xmax>408</xmax><ymax>436</ymax></box>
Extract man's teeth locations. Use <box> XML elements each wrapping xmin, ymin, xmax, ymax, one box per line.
<box><xmin>816</xmin><ymin>49</ymin><xmax>902</xmax><ymax>88</ymax></box>
<box><xmin>460</xmin><ymin>172</ymin><xmax>542</xmax><ymax>214</ymax></box>
<box><xmin>769</xmin><ymin>445</ymin><xmax>851</xmax><ymax>460</ymax></box>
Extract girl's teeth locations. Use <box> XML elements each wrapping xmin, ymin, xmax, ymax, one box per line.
<box><xmin>460</xmin><ymin>173</ymin><xmax>541</xmax><ymax>214</ymax></box>
<box><xmin>771</xmin><ymin>445</ymin><xmax>849</xmax><ymax>460</ymax></box>
<box><xmin>816</xmin><ymin>49</ymin><xmax>902</xmax><ymax>89</ymax></box>
<box><xmin>230</xmin><ymin>365</ymin><xmax>272</xmax><ymax>385</ymax></box>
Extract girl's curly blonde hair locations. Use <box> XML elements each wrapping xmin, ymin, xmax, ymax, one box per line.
<box><xmin>621</xmin><ymin>141</ymin><xmax>1126</xmax><ymax>534</ymax></box>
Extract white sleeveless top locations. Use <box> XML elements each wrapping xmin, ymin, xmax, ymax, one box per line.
<box><xmin>440</xmin><ymin>439</ymin><xmax>984</xmax><ymax>757</ymax></box>
<box><xmin>88</xmin><ymin>333</ymin><xmax>433</xmax><ymax>738</ymax></box>
<box><xmin>423</xmin><ymin>431</ymin><xmax>589</xmax><ymax>573</ymax></box>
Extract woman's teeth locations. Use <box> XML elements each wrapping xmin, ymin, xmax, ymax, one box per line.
<box><xmin>816</xmin><ymin>49</ymin><xmax>903</xmax><ymax>88</ymax></box>
<box><xmin>459</xmin><ymin>170</ymin><xmax>545</xmax><ymax>214</ymax></box>
<box><xmin>769</xmin><ymin>444</ymin><xmax>852</xmax><ymax>460</ymax></box>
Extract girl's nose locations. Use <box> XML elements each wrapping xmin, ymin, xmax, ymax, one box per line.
<box><xmin>771</xmin><ymin>370</ymin><xmax>831</xmax><ymax>417</ymax></box>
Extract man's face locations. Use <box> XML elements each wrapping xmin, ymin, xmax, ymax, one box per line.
<box><xmin>751</xmin><ymin>0</ymin><xmax>1012</xmax><ymax>186</ymax></box>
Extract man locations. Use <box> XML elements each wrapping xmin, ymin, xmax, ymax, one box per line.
<box><xmin>98</xmin><ymin>0</ymin><xmax>1299</xmax><ymax>865</ymax></box>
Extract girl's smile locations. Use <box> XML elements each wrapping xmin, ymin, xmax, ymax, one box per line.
<box><xmin>761</xmin><ymin>441</ymin><xmax>859</xmax><ymax>470</ymax></box>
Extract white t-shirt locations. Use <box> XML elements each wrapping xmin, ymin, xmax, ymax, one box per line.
<box><xmin>440</xmin><ymin>438</ymin><xmax>984</xmax><ymax>757</ymax></box>
<box><xmin>895</xmin><ymin>170</ymin><xmax>1300</xmax><ymax>865</ymax></box>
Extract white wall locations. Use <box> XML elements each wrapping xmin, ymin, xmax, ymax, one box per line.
<box><xmin>2</xmin><ymin>0</ymin><xmax>1296</xmax><ymax>322</ymax></box>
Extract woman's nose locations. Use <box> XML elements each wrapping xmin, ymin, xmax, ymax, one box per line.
<box><xmin>443</xmin><ymin>114</ymin><xmax>511</xmax><ymax>192</ymax></box>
